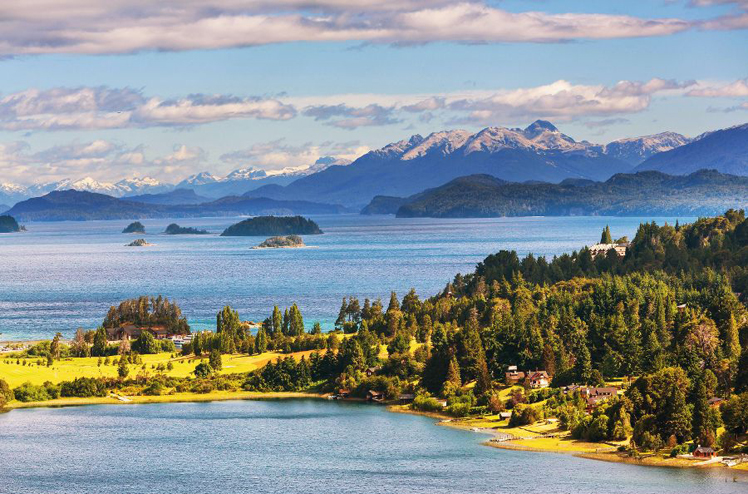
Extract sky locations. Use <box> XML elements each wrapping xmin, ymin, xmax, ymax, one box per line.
<box><xmin>0</xmin><ymin>0</ymin><xmax>746</xmax><ymax>185</ymax></box>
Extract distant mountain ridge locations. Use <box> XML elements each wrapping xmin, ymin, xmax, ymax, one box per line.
<box><xmin>633</xmin><ymin>123</ymin><xmax>748</xmax><ymax>175</ymax></box>
<box><xmin>6</xmin><ymin>190</ymin><xmax>348</xmax><ymax>221</ymax></box>
<box><xmin>374</xmin><ymin>169</ymin><xmax>748</xmax><ymax>218</ymax></box>
<box><xmin>243</xmin><ymin>121</ymin><xmax>697</xmax><ymax>207</ymax></box>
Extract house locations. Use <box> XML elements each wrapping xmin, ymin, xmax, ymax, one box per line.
<box><xmin>147</xmin><ymin>326</ymin><xmax>170</xmax><ymax>339</ymax></box>
<box><xmin>693</xmin><ymin>446</ymin><xmax>716</xmax><ymax>458</ymax></box>
<box><xmin>337</xmin><ymin>389</ymin><xmax>351</xmax><ymax>399</ymax></box>
<box><xmin>505</xmin><ymin>366</ymin><xmax>526</xmax><ymax>385</ymax></box>
<box><xmin>708</xmin><ymin>397</ymin><xmax>724</xmax><ymax>408</ymax></box>
<box><xmin>105</xmin><ymin>323</ymin><xmax>143</xmax><ymax>341</ymax></box>
<box><xmin>563</xmin><ymin>385</ymin><xmax>618</xmax><ymax>409</ymax></box>
<box><xmin>367</xmin><ymin>390</ymin><xmax>385</xmax><ymax>402</ymax></box>
<box><xmin>398</xmin><ymin>394</ymin><xmax>415</xmax><ymax>404</ymax></box>
<box><xmin>589</xmin><ymin>243</ymin><xmax>628</xmax><ymax>259</ymax></box>
<box><xmin>526</xmin><ymin>370</ymin><xmax>550</xmax><ymax>389</ymax></box>
<box><xmin>365</xmin><ymin>366</ymin><xmax>381</xmax><ymax>377</ymax></box>
<box><xmin>676</xmin><ymin>303</ymin><xmax>688</xmax><ymax>311</ymax></box>
<box><xmin>499</xmin><ymin>411</ymin><xmax>512</xmax><ymax>420</ymax></box>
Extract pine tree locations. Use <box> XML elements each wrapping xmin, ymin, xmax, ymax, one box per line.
<box><xmin>387</xmin><ymin>291</ymin><xmax>400</xmax><ymax>313</ymax></box>
<box><xmin>475</xmin><ymin>351</ymin><xmax>492</xmax><ymax>396</ymax></box>
<box><xmin>117</xmin><ymin>357</ymin><xmax>129</xmax><ymax>379</ymax></box>
<box><xmin>92</xmin><ymin>327</ymin><xmax>108</xmax><ymax>357</ymax></box>
<box><xmin>255</xmin><ymin>327</ymin><xmax>268</xmax><ymax>354</ymax></box>
<box><xmin>271</xmin><ymin>306</ymin><xmax>282</xmax><ymax>337</ymax></box>
<box><xmin>600</xmin><ymin>225</ymin><xmax>612</xmax><ymax>244</ymax></box>
<box><xmin>209</xmin><ymin>349</ymin><xmax>223</xmax><ymax>371</ymax></box>
<box><xmin>335</xmin><ymin>297</ymin><xmax>347</xmax><ymax>330</ymax></box>
<box><xmin>50</xmin><ymin>332</ymin><xmax>62</xmax><ymax>360</ymax></box>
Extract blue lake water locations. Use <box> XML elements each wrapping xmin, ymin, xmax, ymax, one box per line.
<box><xmin>0</xmin><ymin>214</ymin><xmax>693</xmax><ymax>341</ymax></box>
<box><xmin>0</xmin><ymin>399</ymin><xmax>743</xmax><ymax>494</ymax></box>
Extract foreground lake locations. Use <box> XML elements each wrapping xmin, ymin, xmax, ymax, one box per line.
<box><xmin>0</xmin><ymin>214</ymin><xmax>693</xmax><ymax>341</ymax></box>
<box><xmin>0</xmin><ymin>399</ymin><xmax>743</xmax><ymax>494</ymax></box>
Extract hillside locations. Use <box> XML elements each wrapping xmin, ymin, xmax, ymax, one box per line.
<box><xmin>6</xmin><ymin>190</ymin><xmax>347</xmax><ymax>221</ymax></box>
<box><xmin>634</xmin><ymin>123</ymin><xmax>748</xmax><ymax>175</ymax></box>
<box><xmin>127</xmin><ymin>189</ymin><xmax>211</xmax><ymax>205</ymax></box>
<box><xmin>379</xmin><ymin>170</ymin><xmax>748</xmax><ymax>218</ymax></box>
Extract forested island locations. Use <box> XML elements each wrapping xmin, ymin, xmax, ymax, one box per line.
<box><xmin>255</xmin><ymin>235</ymin><xmax>306</xmax><ymax>248</ymax></box>
<box><xmin>122</xmin><ymin>221</ymin><xmax>145</xmax><ymax>233</ymax></box>
<box><xmin>0</xmin><ymin>215</ymin><xmax>22</xmax><ymax>233</ymax></box>
<box><xmin>2</xmin><ymin>210</ymin><xmax>747</xmax><ymax>471</ymax></box>
<box><xmin>362</xmin><ymin>170</ymin><xmax>748</xmax><ymax>217</ymax></box>
<box><xmin>221</xmin><ymin>216</ymin><xmax>322</xmax><ymax>236</ymax></box>
<box><xmin>164</xmin><ymin>223</ymin><xmax>208</xmax><ymax>235</ymax></box>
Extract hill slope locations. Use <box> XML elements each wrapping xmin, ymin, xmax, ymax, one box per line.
<box><xmin>383</xmin><ymin>169</ymin><xmax>748</xmax><ymax>218</ymax></box>
<box><xmin>633</xmin><ymin>123</ymin><xmax>748</xmax><ymax>175</ymax></box>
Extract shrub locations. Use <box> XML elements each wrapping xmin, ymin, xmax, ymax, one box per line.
<box><xmin>412</xmin><ymin>394</ymin><xmax>444</xmax><ymax>412</ymax></box>
<box><xmin>13</xmin><ymin>382</ymin><xmax>53</xmax><ymax>402</ymax></box>
<box><xmin>509</xmin><ymin>405</ymin><xmax>542</xmax><ymax>426</ymax></box>
<box><xmin>194</xmin><ymin>362</ymin><xmax>214</xmax><ymax>378</ymax></box>
<box><xmin>60</xmin><ymin>377</ymin><xmax>107</xmax><ymax>398</ymax></box>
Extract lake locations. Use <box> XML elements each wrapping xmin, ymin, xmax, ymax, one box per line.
<box><xmin>0</xmin><ymin>399</ymin><xmax>743</xmax><ymax>494</ymax></box>
<box><xmin>0</xmin><ymin>215</ymin><xmax>693</xmax><ymax>341</ymax></box>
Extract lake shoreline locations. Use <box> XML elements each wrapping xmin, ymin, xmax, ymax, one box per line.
<box><xmin>3</xmin><ymin>391</ymin><xmax>747</xmax><ymax>476</ymax></box>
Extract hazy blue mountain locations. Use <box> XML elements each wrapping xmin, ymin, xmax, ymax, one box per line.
<box><xmin>127</xmin><ymin>188</ymin><xmax>211</xmax><ymax>205</ymax></box>
<box><xmin>633</xmin><ymin>123</ymin><xmax>748</xmax><ymax>175</ymax></box>
<box><xmin>0</xmin><ymin>204</ymin><xmax>9</xmax><ymax>214</ymax></box>
<box><xmin>244</xmin><ymin>121</ymin><xmax>636</xmax><ymax>207</ymax></box>
<box><xmin>367</xmin><ymin>169</ymin><xmax>748</xmax><ymax>218</ymax></box>
<box><xmin>7</xmin><ymin>190</ymin><xmax>348</xmax><ymax>221</ymax></box>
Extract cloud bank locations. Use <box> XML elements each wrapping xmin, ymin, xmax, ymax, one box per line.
<box><xmin>0</xmin><ymin>1</ymin><xmax>740</xmax><ymax>56</ymax></box>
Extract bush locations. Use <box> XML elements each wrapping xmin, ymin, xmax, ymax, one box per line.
<box><xmin>0</xmin><ymin>378</ymin><xmax>14</xmax><ymax>405</ymax></box>
<box><xmin>509</xmin><ymin>405</ymin><xmax>542</xmax><ymax>426</ymax></box>
<box><xmin>143</xmin><ymin>381</ymin><xmax>165</xmax><ymax>396</ymax></box>
<box><xmin>194</xmin><ymin>362</ymin><xmax>214</xmax><ymax>378</ymax></box>
<box><xmin>447</xmin><ymin>402</ymin><xmax>472</xmax><ymax>417</ymax></box>
<box><xmin>411</xmin><ymin>394</ymin><xmax>444</xmax><ymax>412</ymax></box>
<box><xmin>160</xmin><ymin>339</ymin><xmax>176</xmax><ymax>353</ymax></box>
<box><xmin>13</xmin><ymin>382</ymin><xmax>55</xmax><ymax>402</ymax></box>
<box><xmin>60</xmin><ymin>377</ymin><xmax>108</xmax><ymax>398</ymax></box>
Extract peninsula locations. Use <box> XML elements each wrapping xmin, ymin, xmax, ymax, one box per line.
<box><xmin>0</xmin><ymin>215</ymin><xmax>22</xmax><ymax>233</ymax></box>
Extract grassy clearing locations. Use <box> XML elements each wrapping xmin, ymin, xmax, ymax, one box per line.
<box><xmin>0</xmin><ymin>350</ymin><xmax>318</xmax><ymax>388</ymax></box>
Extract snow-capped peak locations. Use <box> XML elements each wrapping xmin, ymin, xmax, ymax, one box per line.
<box><xmin>402</xmin><ymin>130</ymin><xmax>472</xmax><ymax>161</ymax></box>
<box><xmin>178</xmin><ymin>171</ymin><xmax>220</xmax><ymax>187</ymax></box>
<box><xmin>225</xmin><ymin>167</ymin><xmax>268</xmax><ymax>181</ymax></box>
<box><xmin>603</xmin><ymin>132</ymin><xmax>691</xmax><ymax>164</ymax></box>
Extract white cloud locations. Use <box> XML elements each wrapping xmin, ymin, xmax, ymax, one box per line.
<box><xmin>220</xmin><ymin>139</ymin><xmax>368</xmax><ymax>171</ymax></box>
<box><xmin>0</xmin><ymin>87</ymin><xmax>294</xmax><ymax>131</ymax></box>
<box><xmin>686</xmin><ymin>78</ymin><xmax>748</xmax><ymax>97</ymax></box>
<box><xmin>0</xmin><ymin>1</ymin><xmax>723</xmax><ymax>56</ymax></box>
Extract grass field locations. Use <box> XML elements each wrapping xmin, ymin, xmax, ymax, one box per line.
<box><xmin>0</xmin><ymin>350</ymin><xmax>318</xmax><ymax>388</ymax></box>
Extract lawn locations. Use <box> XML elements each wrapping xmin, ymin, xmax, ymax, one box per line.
<box><xmin>0</xmin><ymin>350</ymin><xmax>318</xmax><ymax>388</ymax></box>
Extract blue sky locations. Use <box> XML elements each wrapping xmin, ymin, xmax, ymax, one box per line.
<box><xmin>0</xmin><ymin>0</ymin><xmax>746</xmax><ymax>185</ymax></box>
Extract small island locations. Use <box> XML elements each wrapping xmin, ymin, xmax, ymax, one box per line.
<box><xmin>220</xmin><ymin>216</ymin><xmax>322</xmax><ymax>237</ymax></box>
<box><xmin>164</xmin><ymin>223</ymin><xmax>208</xmax><ymax>235</ymax></box>
<box><xmin>0</xmin><ymin>215</ymin><xmax>22</xmax><ymax>233</ymax></box>
<box><xmin>126</xmin><ymin>238</ymin><xmax>153</xmax><ymax>247</ymax></box>
<box><xmin>254</xmin><ymin>235</ymin><xmax>306</xmax><ymax>249</ymax></box>
<box><xmin>122</xmin><ymin>221</ymin><xmax>146</xmax><ymax>234</ymax></box>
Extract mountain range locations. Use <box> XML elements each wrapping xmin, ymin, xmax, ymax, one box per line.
<box><xmin>2</xmin><ymin>121</ymin><xmax>745</xmax><ymax>210</ymax></box>
<box><xmin>366</xmin><ymin>169</ymin><xmax>748</xmax><ymax>218</ymax></box>
<box><xmin>243</xmin><ymin>121</ymin><xmax>701</xmax><ymax>207</ymax></box>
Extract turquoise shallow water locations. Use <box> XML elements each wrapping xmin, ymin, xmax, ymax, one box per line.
<box><xmin>0</xmin><ymin>399</ymin><xmax>743</xmax><ymax>494</ymax></box>
<box><xmin>0</xmin><ymin>215</ymin><xmax>692</xmax><ymax>341</ymax></box>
